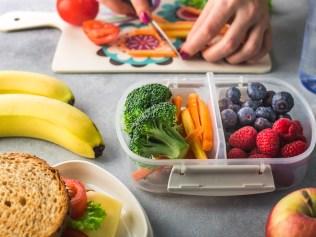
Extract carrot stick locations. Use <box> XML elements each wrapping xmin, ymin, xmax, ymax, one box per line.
<box><xmin>198</xmin><ymin>98</ymin><xmax>213</xmax><ymax>152</ymax></box>
<box><xmin>164</xmin><ymin>24</ymin><xmax>228</xmax><ymax>39</ymax></box>
<box><xmin>132</xmin><ymin>167</ymin><xmax>157</xmax><ymax>181</ymax></box>
<box><xmin>152</xmin><ymin>14</ymin><xmax>169</xmax><ymax>23</ymax></box>
<box><xmin>165</xmin><ymin>30</ymin><xmax>190</xmax><ymax>38</ymax></box>
<box><xmin>187</xmin><ymin>93</ymin><xmax>202</xmax><ymax>134</ymax></box>
<box><xmin>220</xmin><ymin>24</ymin><xmax>229</xmax><ymax>35</ymax></box>
<box><xmin>127</xmin><ymin>50</ymin><xmax>176</xmax><ymax>58</ymax></box>
<box><xmin>172</xmin><ymin>95</ymin><xmax>183</xmax><ymax>121</ymax></box>
<box><xmin>185</xmin><ymin>128</ymin><xmax>203</xmax><ymax>141</ymax></box>
<box><xmin>158</xmin><ymin>22</ymin><xmax>194</xmax><ymax>30</ymax></box>
<box><xmin>181</xmin><ymin>109</ymin><xmax>207</xmax><ymax>159</ymax></box>
<box><xmin>175</xmin><ymin>21</ymin><xmax>197</xmax><ymax>24</ymax></box>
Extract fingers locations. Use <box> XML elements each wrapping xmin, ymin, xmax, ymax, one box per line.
<box><xmin>100</xmin><ymin>0</ymin><xmax>135</xmax><ymax>16</ymax></box>
<box><xmin>181</xmin><ymin>0</ymin><xmax>236</xmax><ymax>57</ymax></box>
<box><xmin>186</xmin><ymin>1</ymin><xmax>214</xmax><ymax>40</ymax></box>
<box><xmin>130</xmin><ymin>0</ymin><xmax>152</xmax><ymax>24</ymax></box>
<box><xmin>226</xmin><ymin>19</ymin><xmax>267</xmax><ymax>64</ymax></box>
<box><xmin>248</xmin><ymin>26</ymin><xmax>272</xmax><ymax>63</ymax></box>
<box><xmin>201</xmin><ymin>11</ymin><xmax>253</xmax><ymax>62</ymax></box>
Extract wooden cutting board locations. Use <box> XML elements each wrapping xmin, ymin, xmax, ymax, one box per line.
<box><xmin>0</xmin><ymin>1</ymin><xmax>271</xmax><ymax>74</ymax></box>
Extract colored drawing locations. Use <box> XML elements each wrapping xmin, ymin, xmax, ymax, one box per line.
<box><xmin>96</xmin><ymin>0</ymin><xmax>197</xmax><ymax>67</ymax></box>
<box><xmin>97</xmin><ymin>23</ymin><xmax>182</xmax><ymax>67</ymax></box>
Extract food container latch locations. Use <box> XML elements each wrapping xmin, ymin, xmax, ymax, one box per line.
<box><xmin>167</xmin><ymin>164</ymin><xmax>275</xmax><ymax>196</ymax></box>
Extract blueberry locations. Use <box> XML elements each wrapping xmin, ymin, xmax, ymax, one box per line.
<box><xmin>247</xmin><ymin>82</ymin><xmax>267</xmax><ymax>100</ymax></box>
<box><xmin>272</xmin><ymin>92</ymin><xmax>294</xmax><ymax>114</ymax></box>
<box><xmin>254</xmin><ymin>117</ymin><xmax>272</xmax><ymax>131</ymax></box>
<box><xmin>278</xmin><ymin>114</ymin><xmax>292</xmax><ymax>120</ymax></box>
<box><xmin>237</xmin><ymin>107</ymin><xmax>256</xmax><ymax>125</ymax></box>
<box><xmin>263</xmin><ymin>91</ymin><xmax>275</xmax><ymax>106</ymax></box>
<box><xmin>242</xmin><ymin>100</ymin><xmax>262</xmax><ymax>110</ymax></box>
<box><xmin>228</xmin><ymin>103</ymin><xmax>241</xmax><ymax>112</ymax></box>
<box><xmin>218</xmin><ymin>98</ymin><xmax>233</xmax><ymax>111</ymax></box>
<box><xmin>226</xmin><ymin>87</ymin><xmax>241</xmax><ymax>104</ymax></box>
<box><xmin>255</xmin><ymin>106</ymin><xmax>277</xmax><ymax>122</ymax></box>
<box><xmin>221</xmin><ymin>109</ymin><xmax>238</xmax><ymax>129</ymax></box>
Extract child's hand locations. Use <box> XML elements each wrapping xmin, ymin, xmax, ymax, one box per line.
<box><xmin>181</xmin><ymin>0</ymin><xmax>272</xmax><ymax>64</ymax></box>
<box><xmin>100</xmin><ymin>0</ymin><xmax>152</xmax><ymax>24</ymax></box>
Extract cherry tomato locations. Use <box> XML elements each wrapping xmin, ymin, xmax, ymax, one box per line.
<box><xmin>63</xmin><ymin>178</ymin><xmax>87</xmax><ymax>219</ymax></box>
<box><xmin>82</xmin><ymin>20</ymin><xmax>120</xmax><ymax>46</ymax></box>
<box><xmin>57</xmin><ymin>0</ymin><xmax>99</xmax><ymax>26</ymax></box>
<box><xmin>62</xmin><ymin>227</ymin><xmax>88</xmax><ymax>237</ymax></box>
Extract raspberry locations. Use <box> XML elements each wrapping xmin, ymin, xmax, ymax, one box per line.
<box><xmin>227</xmin><ymin>148</ymin><xmax>248</xmax><ymax>159</ymax></box>
<box><xmin>249</xmin><ymin>153</ymin><xmax>272</xmax><ymax>158</ymax></box>
<box><xmin>256</xmin><ymin>128</ymin><xmax>280</xmax><ymax>157</ymax></box>
<box><xmin>272</xmin><ymin>118</ymin><xmax>303</xmax><ymax>142</ymax></box>
<box><xmin>281</xmin><ymin>140</ymin><xmax>307</xmax><ymax>158</ymax></box>
<box><xmin>297</xmin><ymin>135</ymin><xmax>307</xmax><ymax>142</ymax></box>
<box><xmin>292</xmin><ymin>120</ymin><xmax>303</xmax><ymax>134</ymax></box>
<box><xmin>249</xmin><ymin>148</ymin><xmax>258</xmax><ymax>155</ymax></box>
<box><xmin>229</xmin><ymin>126</ymin><xmax>257</xmax><ymax>151</ymax></box>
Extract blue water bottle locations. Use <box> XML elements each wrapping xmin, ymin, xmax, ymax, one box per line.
<box><xmin>299</xmin><ymin>0</ymin><xmax>316</xmax><ymax>93</ymax></box>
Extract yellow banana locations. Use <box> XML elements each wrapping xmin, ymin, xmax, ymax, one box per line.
<box><xmin>0</xmin><ymin>71</ymin><xmax>75</xmax><ymax>104</ymax></box>
<box><xmin>0</xmin><ymin>94</ymin><xmax>104</xmax><ymax>158</ymax></box>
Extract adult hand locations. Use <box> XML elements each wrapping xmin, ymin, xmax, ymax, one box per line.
<box><xmin>100</xmin><ymin>0</ymin><xmax>152</xmax><ymax>24</ymax></box>
<box><xmin>180</xmin><ymin>0</ymin><xmax>272</xmax><ymax>64</ymax></box>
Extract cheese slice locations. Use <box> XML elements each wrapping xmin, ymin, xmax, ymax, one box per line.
<box><xmin>84</xmin><ymin>191</ymin><xmax>122</xmax><ymax>237</ymax></box>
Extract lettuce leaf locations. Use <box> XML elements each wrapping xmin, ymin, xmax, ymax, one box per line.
<box><xmin>179</xmin><ymin>0</ymin><xmax>207</xmax><ymax>9</ymax></box>
<box><xmin>69</xmin><ymin>201</ymin><xmax>106</xmax><ymax>231</ymax></box>
<box><xmin>180</xmin><ymin>0</ymin><xmax>272</xmax><ymax>10</ymax></box>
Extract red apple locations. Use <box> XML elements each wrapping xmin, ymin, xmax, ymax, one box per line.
<box><xmin>266</xmin><ymin>188</ymin><xmax>316</xmax><ymax>237</ymax></box>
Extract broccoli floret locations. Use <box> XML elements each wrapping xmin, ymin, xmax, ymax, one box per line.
<box><xmin>124</xmin><ymin>84</ymin><xmax>172</xmax><ymax>134</ymax></box>
<box><xmin>129</xmin><ymin>102</ymin><xmax>189</xmax><ymax>159</ymax></box>
<box><xmin>131</xmin><ymin>102</ymin><xmax>177</xmax><ymax>133</ymax></box>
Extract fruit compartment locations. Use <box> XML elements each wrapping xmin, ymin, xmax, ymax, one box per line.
<box><xmin>211</xmin><ymin>74</ymin><xmax>316</xmax><ymax>189</ymax></box>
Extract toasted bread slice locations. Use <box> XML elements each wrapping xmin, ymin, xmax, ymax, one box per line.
<box><xmin>0</xmin><ymin>152</ymin><xmax>69</xmax><ymax>237</ymax></box>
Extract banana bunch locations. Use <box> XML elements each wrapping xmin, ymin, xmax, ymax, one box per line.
<box><xmin>0</xmin><ymin>71</ymin><xmax>75</xmax><ymax>104</ymax></box>
<box><xmin>0</xmin><ymin>71</ymin><xmax>104</xmax><ymax>158</ymax></box>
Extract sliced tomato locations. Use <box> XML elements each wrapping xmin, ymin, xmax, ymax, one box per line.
<box><xmin>62</xmin><ymin>227</ymin><xmax>88</xmax><ymax>237</ymax></box>
<box><xmin>63</xmin><ymin>178</ymin><xmax>87</xmax><ymax>219</ymax></box>
<box><xmin>83</xmin><ymin>20</ymin><xmax>120</xmax><ymax>46</ymax></box>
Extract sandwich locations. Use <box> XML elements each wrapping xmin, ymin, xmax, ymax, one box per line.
<box><xmin>0</xmin><ymin>152</ymin><xmax>122</xmax><ymax>237</ymax></box>
<box><xmin>62</xmin><ymin>178</ymin><xmax>122</xmax><ymax>237</ymax></box>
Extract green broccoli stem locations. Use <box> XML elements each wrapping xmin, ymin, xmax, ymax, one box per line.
<box><xmin>143</xmin><ymin>126</ymin><xmax>189</xmax><ymax>159</ymax></box>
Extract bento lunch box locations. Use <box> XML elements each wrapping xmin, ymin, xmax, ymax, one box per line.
<box><xmin>116</xmin><ymin>73</ymin><xmax>316</xmax><ymax>196</ymax></box>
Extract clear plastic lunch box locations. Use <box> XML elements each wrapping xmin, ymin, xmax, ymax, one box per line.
<box><xmin>116</xmin><ymin>73</ymin><xmax>316</xmax><ymax>196</ymax></box>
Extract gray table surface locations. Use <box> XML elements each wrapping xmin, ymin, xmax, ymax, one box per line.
<box><xmin>1</xmin><ymin>0</ymin><xmax>315</xmax><ymax>236</ymax></box>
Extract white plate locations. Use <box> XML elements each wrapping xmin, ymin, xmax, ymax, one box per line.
<box><xmin>54</xmin><ymin>160</ymin><xmax>153</xmax><ymax>237</ymax></box>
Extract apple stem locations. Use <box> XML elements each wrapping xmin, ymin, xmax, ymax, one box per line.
<box><xmin>302</xmin><ymin>190</ymin><xmax>315</xmax><ymax>217</ymax></box>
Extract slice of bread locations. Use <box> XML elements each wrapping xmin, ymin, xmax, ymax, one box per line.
<box><xmin>0</xmin><ymin>152</ymin><xmax>69</xmax><ymax>237</ymax></box>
